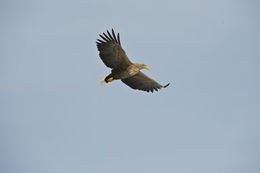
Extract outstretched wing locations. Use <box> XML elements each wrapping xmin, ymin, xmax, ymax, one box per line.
<box><xmin>96</xmin><ymin>29</ymin><xmax>132</xmax><ymax>69</ymax></box>
<box><xmin>121</xmin><ymin>72</ymin><xmax>170</xmax><ymax>92</ymax></box>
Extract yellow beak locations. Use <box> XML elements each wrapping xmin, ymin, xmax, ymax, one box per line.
<box><xmin>145</xmin><ymin>65</ymin><xmax>150</xmax><ymax>70</ymax></box>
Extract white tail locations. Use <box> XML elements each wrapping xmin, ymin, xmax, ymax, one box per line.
<box><xmin>99</xmin><ymin>74</ymin><xmax>108</xmax><ymax>85</ymax></box>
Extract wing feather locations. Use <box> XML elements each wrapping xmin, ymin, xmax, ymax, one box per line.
<box><xmin>107</xmin><ymin>30</ymin><xmax>115</xmax><ymax>42</ymax></box>
<box><xmin>112</xmin><ymin>29</ymin><xmax>117</xmax><ymax>42</ymax></box>
<box><xmin>99</xmin><ymin>34</ymin><xmax>109</xmax><ymax>42</ymax></box>
<box><xmin>102</xmin><ymin>33</ymin><xmax>111</xmax><ymax>41</ymax></box>
<box><xmin>97</xmin><ymin>29</ymin><xmax>132</xmax><ymax>69</ymax></box>
<box><xmin>121</xmin><ymin>72</ymin><xmax>170</xmax><ymax>92</ymax></box>
<box><xmin>117</xmin><ymin>33</ymin><xmax>121</xmax><ymax>45</ymax></box>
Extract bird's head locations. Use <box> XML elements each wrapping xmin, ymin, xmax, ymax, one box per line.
<box><xmin>138</xmin><ymin>63</ymin><xmax>150</xmax><ymax>70</ymax></box>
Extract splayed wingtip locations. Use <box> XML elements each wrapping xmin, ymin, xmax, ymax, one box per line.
<box><xmin>163</xmin><ymin>83</ymin><xmax>170</xmax><ymax>88</ymax></box>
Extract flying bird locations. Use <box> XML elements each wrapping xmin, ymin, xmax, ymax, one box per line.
<box><xmin>96</xmin><ymin>29</ymin><xmax>170</xmax><ymax>92</ymax></box>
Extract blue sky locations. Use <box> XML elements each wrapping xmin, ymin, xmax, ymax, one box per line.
<box><xmin>1</xmin><ymin>0</ymin><xmax>259</xmax><ymax>173</ymax></box>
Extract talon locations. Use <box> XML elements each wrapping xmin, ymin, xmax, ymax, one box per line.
<box><xmin>107</xmin><ymin>77</ymin><xmax>114</xmax><ymax>82</ymax></box>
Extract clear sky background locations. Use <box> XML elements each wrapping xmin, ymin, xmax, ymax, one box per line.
<box><xmin>1</xmin><ymin>0</ymin><xmax>259</xmax><ymax>173</ymax></box>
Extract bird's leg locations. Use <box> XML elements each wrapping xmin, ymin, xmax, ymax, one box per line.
<box><xmin>106</xmin><ymin>77</ymin><xmax>114</xmax><ymax>83</ymax></box>
<box><xmin>105</xmin><ymin>74</ymin><xmax>115</xmax><ymax>83</ymax></box>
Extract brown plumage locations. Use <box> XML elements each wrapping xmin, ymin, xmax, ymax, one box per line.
<box><xmin>96</xmin><ymin>29</ymin><xmax>170</xmax><ymax>92</ymax></box>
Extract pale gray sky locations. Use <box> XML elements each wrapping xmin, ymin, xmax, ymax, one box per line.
<box><xmin>1</xmin><ymin>0</ymin><xmax>259</xmax><ymax>173</ymax></box>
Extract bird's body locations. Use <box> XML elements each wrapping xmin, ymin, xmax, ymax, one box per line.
<box><xmin>105</xmin><ymin>63</ymin><xmax>150</xmax><ymax>82</ymax></box>
<box><xmin>96</xmin><ymin>29</ymin><xmax>169</xmax><ymax>92</ymax></box>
